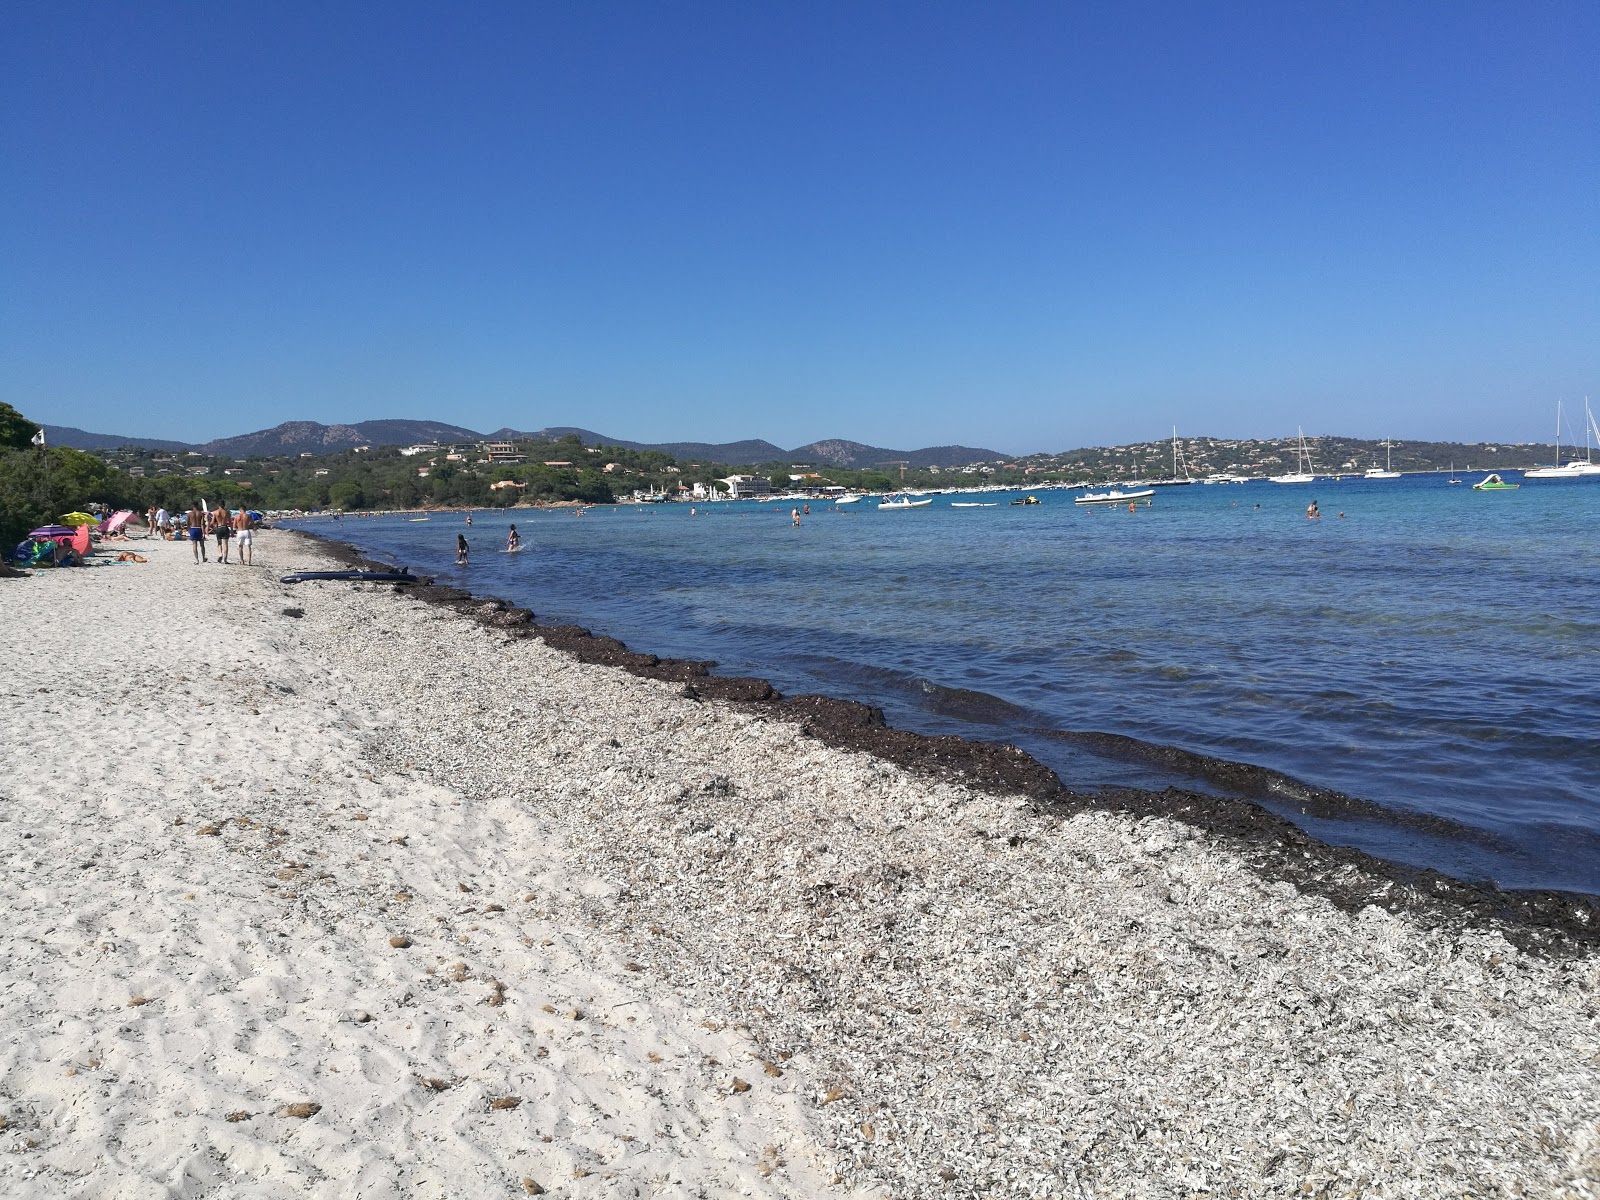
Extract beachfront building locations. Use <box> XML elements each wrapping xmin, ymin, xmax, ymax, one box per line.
<box><xmin>721</xmin><ymin>474</ymin><xmax>771</xmax><ymax>499</ymax></box>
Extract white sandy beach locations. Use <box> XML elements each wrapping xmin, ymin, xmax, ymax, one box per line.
<box><xmin>1</xmin><ymin>531</ymin><xmax>1597</xmax><ymax>1199</ymax></box>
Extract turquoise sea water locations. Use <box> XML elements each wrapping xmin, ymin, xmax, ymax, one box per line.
<box><xmin>292</xmin><ymin>473</ymin><xmax>1600</xmax><ymax>894</ymax></box>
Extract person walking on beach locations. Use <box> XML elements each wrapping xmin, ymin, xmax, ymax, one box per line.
<box><xmin>154</xmin><ymin>506</ymin><xmax>169</xmax><ymax>539</ymax></box>
<box><xmin>233</xmin><ymin>507</ymin><xmax>256</xmax><ymax>566</ymax></box>
<box><xmin>186</xmin><ymin>503</ymin><xmax>207</xmax><ymax>562</ymax></box>
<box><xmin>456</xmin><ymin>533</ymin><xmax>469</xmax><ymax>565</ymax></box>
<box><xmin>144</xmin><ymin>507</ymin><xmax>157</xmax><ymax>538</ymax></box>
<box><xmin>211</xmin><ymin>503</ymin><xmax>233</xmax><ymax>563</ymax></box>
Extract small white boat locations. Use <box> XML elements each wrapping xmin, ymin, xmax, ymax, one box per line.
<box><xmin>951</xmin><ymin>502</ymin><xmax>996</xmax><ymax>507</ymax></box>
<box><xmin>1074</xmin><ymin>488</ymin><xmax>1155</xmax><ymax>505</ymax></box>
<box><xmin>834</xmin><ymin>494</ymin><xmax>864</xmax><ymax>505</ymax></box>
<box><xmin>878</xmin><ymin>494</ymin><xmax>933</xmax><ymax>510</ymax></box>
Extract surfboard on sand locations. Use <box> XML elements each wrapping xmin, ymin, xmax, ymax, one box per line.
<box><xmin>280</xmin><ymin>570</ymin><xmax>419</xmax><ymax>584</ymax></box>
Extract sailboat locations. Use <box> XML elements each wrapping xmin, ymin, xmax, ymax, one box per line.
<box><xmin>1363</xmin><ymin>439</ymin><xmax>1400</xmax><ymax>479</ymax></box>
<box><xmin>1148</xmin><ymin>427</ymin><xmax>1196</xmax><ymax>485</ymax></box>
<box><xmin>1270</xmin><ymin>428</ymin><xmax>1317</xmax><ymax>483</ymax></box>
<box><xmin>1524</xmin><ymin>399</ymin><xmax>1600</xmax><ymax>479</ymax></box>
<box><xmin>1447</xmin><ymin>463</ymin><xmax>1462</xmax><ymax>484</ymax></box>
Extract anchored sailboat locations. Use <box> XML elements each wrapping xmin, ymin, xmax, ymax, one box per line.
<box><xmin>1270</xmin><ymin>428</ymin><xmax>1316</xmax><ymax>483</ymax></box>
<box><xmin>1363</xmin><ymin>439</ymin><xmax>1400</xmax><ymax>479</ymax></box>
<box><xmin>1525</xmin><ymin>399</ymin><xmax>1600</xmax><ymax>479</ymax></box>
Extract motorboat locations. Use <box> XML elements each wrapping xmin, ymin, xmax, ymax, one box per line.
<box><xmin>834</xmin><ymin>494</ymin><xmax>864</xmax><ymax>505</ymax></box>
<box><xmin>1472</xmin><ymin>473</ymin><xmax>1520</xmax><ymax>491</ymax></box>
<box><xmin>877</xmin><ymin>494</ymin><xmax>933</xmax><ymax>510</ymax></box>
<box><xmin>1009</xmin><ymin>495</ymin><xmax>1041</xmax><ymax>505</ymax></box>
<box><xmin>951</xmin><ymin>502</ymin><xmax>996</xmax><ymax>507</ymax></box>
<box><xmin>1524</xmin><ymin>399</ymin><xmax>1600</xmax><ymax>479</ymax></box>
<box><xmin>1270</xmin><ymin>427</ymin><xmax>1317</xmax><ymax>483</ymax></box>
<box><xmin>1074</xmin><ymin>488</ymin><xmax>1155</xmax><ymax>505</ymax></box>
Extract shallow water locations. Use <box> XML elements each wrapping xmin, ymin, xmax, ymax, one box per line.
<box><xmin>292</xmin><ymin>473</ymin><xmax>1600</xmax><ymax>894</ymax></box>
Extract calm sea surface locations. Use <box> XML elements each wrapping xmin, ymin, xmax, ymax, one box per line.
<box><xmin>289</xmin><ymin>473</ymin><xmax>1600</xmax><ymax>894</ymax></box>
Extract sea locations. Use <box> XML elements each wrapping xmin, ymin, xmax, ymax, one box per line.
<box><xmin>286</xmin><ymin>472</ymin><xmax>1600</xmax><ymax>896</ymax></box>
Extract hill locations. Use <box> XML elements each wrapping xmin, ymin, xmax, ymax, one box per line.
<box><xmin>46</xmin><ymin>415</ymin><xmax>1009</xmax><ymax>467</ymax></box>
<box><xmin>201</xmin><ymin>420</ymin><xmax>485</xmax><ymax>457</ymax></box>
<box><xmin>790</xmin><ymin>439</ymin><xmax>1007</xmax><ymax>468</ymax></box>
<box><xmin>42</xmin><ymin>425</ymin><xmax>194</xmax><ymax>452</ymax></box>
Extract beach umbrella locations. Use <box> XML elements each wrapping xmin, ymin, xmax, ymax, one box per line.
<box><xmin>29</xmin><ymin>525</ymin><xmax>77</xmax><ymax>538</ymax></box>
<box><xmin>60</xmin><ymin>512</ymin><xmax>97</xmax><ymax>526</ymax></box>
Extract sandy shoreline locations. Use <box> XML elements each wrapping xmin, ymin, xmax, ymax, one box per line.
<box><xmin>2</xmin><ymin>532</ymin><xmax>1597</xmax><ymax>1197</ymax></box>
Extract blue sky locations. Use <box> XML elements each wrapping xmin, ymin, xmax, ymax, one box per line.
<box><xmin>4</xmin><ymin>1</ymin><xmax>1596</xmax><ymax>453</ymax></box>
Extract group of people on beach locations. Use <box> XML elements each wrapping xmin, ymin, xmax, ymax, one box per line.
<box><xmin>142</xmin><ymin>504</ymin><xmax>257</xmax><ymax>565</ymax></box>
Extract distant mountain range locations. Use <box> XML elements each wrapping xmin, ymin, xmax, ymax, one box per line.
<box><xmin>43</xmin><ymin>419</ymin><xmax>1009</xmax><ymax>469</ymax></box>
<box><xmin>42</xmin><ymin>425</ymin><xmax>193</xmax><ymax>453</ymax></box>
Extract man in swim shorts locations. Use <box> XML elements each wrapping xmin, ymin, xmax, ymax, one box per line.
<box><xmin>212</xmin><ymin>503</ymin><xmax>233</xmax><ymax>562</ymax></box>
<box><xmin>233</xmin><ymin>507</ymin><xmax>256</xmax><ymax>566</ymax></box>
<box><xmin>186</xmin><ymin>504</ymin><xmax>207</xmax><ymax>562</ymax></box>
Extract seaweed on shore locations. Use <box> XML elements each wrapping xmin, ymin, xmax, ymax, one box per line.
<box><xmin>285</xmin><ymin>529</ymin><xmax>1600</xmax><ymax>957</ymax></box>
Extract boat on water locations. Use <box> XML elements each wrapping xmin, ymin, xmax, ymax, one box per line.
<box><xmin>1075</xmin><ymin>488</ymin><xmax>1155</xmax><ymax>506</ymax></box>
<box><xmin>1524</xmin><ymin>399</ymin><xmax>1600</xmax><ymax>479</ymax></box>
<box><xmin>877</xmin><ymin>494</ymin><xmax>933</xmax><ymax>510</ymax></box>
<box><xmin>1270</xmin><ymin>427</ymin><xmax>1317</xmax><ymax>483</ymax></box>
<box><xmin>951</xmin><ymin>502</ymin><xmax>996</xmax><ymax>508</ymax></box>
<box><xmin>834</xmin><ymin>494</ymin><xmax>864</xmax><ymax>505</ymax></box>
<box><xmin>1009</xmin><ymin>495</ymin><xmax>1041</xmax><ymax>506</ymax></box>
<box><xmin>1448</xmin><ymin>462</ymin><xmax>1462</xmax><ymax>484</ymax></box>
<box><xmin>1363</xmin><ymin>439</ymin><xmax>1401</xmax><ymax>479</ymax></box>
<box><xmin>1148</xmin><ymin>427</ymin><xmax>1197</xmax><ymax>485</ymax></box>
<box><xmin>1473</xmin><ymin>473</ymin><xmax>1520</xmax><ymax>491</ymax></box>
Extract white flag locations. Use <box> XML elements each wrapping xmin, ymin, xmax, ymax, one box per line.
<box><xmin>30</xmin><ymin>429</ymin><xmax>45</xmax><ymax>446</ymax></box>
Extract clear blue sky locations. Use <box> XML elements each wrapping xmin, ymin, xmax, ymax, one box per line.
<box><xmin>4</xmin><ymin>1</ymin><xmax>1596</xmax><ymax>453</ymax></box>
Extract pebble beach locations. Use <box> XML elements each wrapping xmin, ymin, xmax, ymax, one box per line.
<box><xmin>2</xmin><ymin>529</ymin><xmax>1597</xmax><ymax>1199</ymax></box>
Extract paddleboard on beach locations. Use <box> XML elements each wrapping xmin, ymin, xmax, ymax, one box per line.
<box><xmin>280</xmin><ymin>570</ymin><xmax>419</xmax><ymax>584</ymax></box>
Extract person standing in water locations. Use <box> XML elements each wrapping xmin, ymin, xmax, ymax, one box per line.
<box><xmin>506</xmin><ymin>524</ymin><xmax>521</xmax><ymax>552</ymax></box>
<box><xmin>457</xmin><ymin>533</ymin><xmax>469</xmax><ymax>565</ymax></box>
<box><xmin>1306</xmin><ymin>500</ymin><xmax>1321</xmax><ymax>519</ymax></box>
